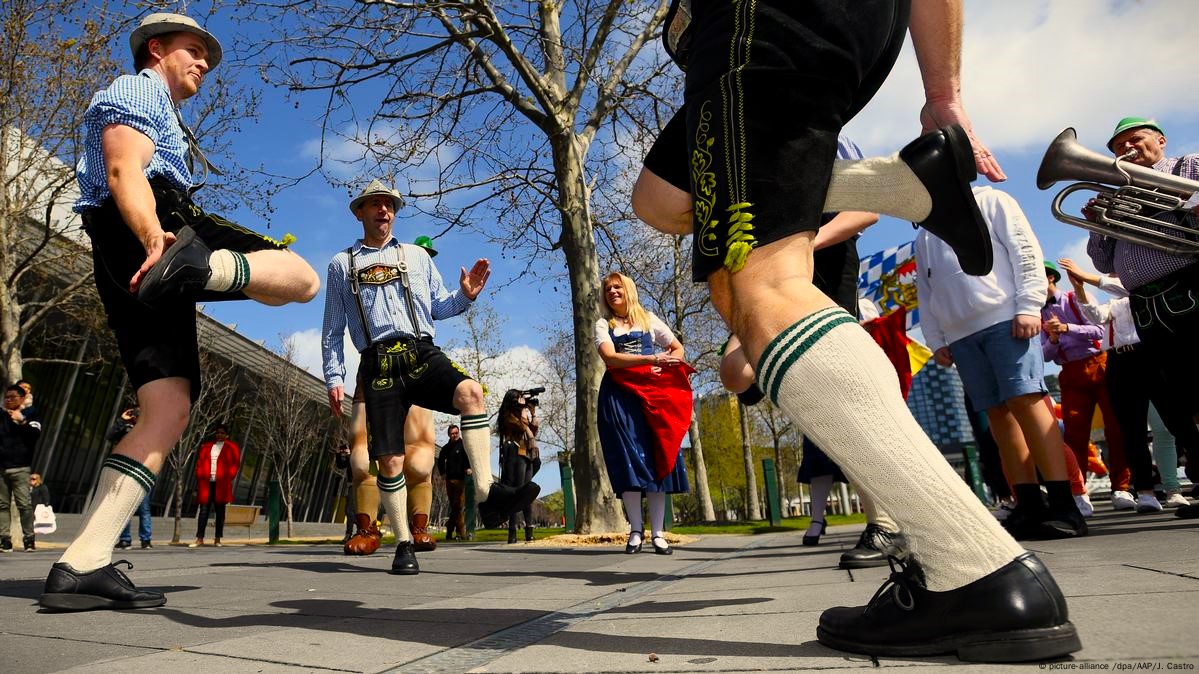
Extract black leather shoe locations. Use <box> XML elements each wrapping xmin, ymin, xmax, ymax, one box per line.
<box><xmin>839</xmin><ymin>524</ymin><xmax>908</xmax><ymax>569</ymax></box>
<box><xmin>818</xmin><ymin>553</ymin><xmax>1080</xmax><ymax>662</ymax></box>
<box><xmin>1001</xmin><ymin>502</ymin><xmax>1050</xmax><ymax>541</ymax></box>
<box><xmin>1040</xmin><ymin>503</ymin><xmax>1088</xmax><ymax>539</ymax></box>
<box><xmin>136</xmin><ymin>225</ymin><xmax>214</xmax><ymax>306</ymax></box>
<box><xmin>40</xmin><ymin>561</ymin><xmax>166</xmax><ymax>612</ymax></box>
<box><xmin>900</xmin><ymin>125</ymin><xmax>993</xmax><ymax>276</ymax></box>
<box><xmin>1176</xmin><ymin>504</ymin><xmax>1199</xmax><ymax>519</ymax></box>
<box><xmin>625</xmin><ymin>531</ymin><xmax>643</xmax><ymax>554</ymax></box>
<box><xmin>114</xmin><ymin>540</ymin><xmax>132</xmax><ymax>550</ymax></box>
<box><xmin>478</xmin><ymin>482</ymin><xmax>541</xmax><ymax>529</ymax></box>
<box><xmin>389</xmin><ymin>541</ymin><xmax>420</xmax><ymax>575</ymax></box>
<box><xmin>651</xmin><ymin>536</ymin><xmax>673</xmax><ymax>555</ymax></box>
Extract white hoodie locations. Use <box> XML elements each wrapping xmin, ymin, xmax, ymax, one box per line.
<box><xmin>915</xmin><ymin>186</ymin><xmax>1048</xmax><ymax>350</ymax></box>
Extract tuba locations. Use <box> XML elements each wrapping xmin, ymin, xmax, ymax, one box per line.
<box><xmin>1037</xmin><ymin>127</ymin><xmax>1199</xmax><ymax>256</ymax></box>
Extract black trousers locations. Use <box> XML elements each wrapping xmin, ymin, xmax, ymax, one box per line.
<box><xmin>196</xmin><ymin>481</ymin><xmax>226</xmax><ymax>539</ymax></box>
<box><xmin>502</xmin><ymin>453</ymin><xmax>534</xmax><ymax>529</ymax></box>
<box><xmin>1106</xmin><ymin>345</ymin><xmax>1199</xmax><ymax>491</ymax></box>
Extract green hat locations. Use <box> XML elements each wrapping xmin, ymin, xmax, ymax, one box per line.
<box><xmin>1044</xmin><ymin>260</ymin><xmax>1061</xmax><ymax>283</ymax></box>
<box><xmin>1107</xmin><ymin>116</ymin><xmax>1165</xmax><ymax>151</ymax></box>
<box><xmin>413</xmin><ymin>235</ymin><xmax>438</xmax><ymax>257</ymax></box>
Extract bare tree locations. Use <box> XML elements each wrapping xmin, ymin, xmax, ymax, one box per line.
<box><xmin>738</xmin><ymin>401</ymin><xmax>763</xmax><ymax>521</ymax></box>
<box><xmin>237</xmin><ymin>0</ymin><xmax>678</xmax><ymax>533</ymax></box>
<box><xmin>167</xmin><ymin>349</ymin><xmax>244</xmax><ymax>543</ymax></box>
<box><xmin>750</xmin><ymin>400</ymin><xmax>798</xmax><ymax>517</ymax></box>
<box><xmin>255</xmin><ymin>338</ymin><xmax>334</xmax><ymax>537</ymax></box>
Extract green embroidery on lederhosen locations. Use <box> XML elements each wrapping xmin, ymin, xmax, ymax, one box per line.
<box><xmin>693</xmin><ymin>100</ymin><xmax>720</xmax><ymax>258</ymax></box>
<box><xmin>721</xmin><ymin>0</ymin><xmax>758</xmax><ymax>273</ymax></box>
<box><xmin>372</xmin><ymin>348</ymin><xmax>395</xmax><ymax>391</ymax></box>
<box><xmin>384</xmin><ymin>339</ymin><xmax>428</xmax><ymax>380</ymax></box>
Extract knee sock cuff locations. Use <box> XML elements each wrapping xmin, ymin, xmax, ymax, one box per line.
<box><xmin>103</xmin><ymin>455</ymin><xmax>155</xmax><ymax>494</ymax></box>
<box><xmin>460</xmin><ymin>414</ymin><xmax>488</xmax><ymax>431</ymax></box>
<box><xmin>378</xmin><ymin>473</ymin><xmax>406</xmax><ymax>493</ymax></box>
<box><xmin>757</xmin><ymin>308</ymin><xmax>857</xmax><ymax>404</ymax></box>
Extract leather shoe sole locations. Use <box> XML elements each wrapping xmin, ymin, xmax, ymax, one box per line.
<box><xmin>136</xmin><ymin>225</ymin><xmax>213</xmax><ymax>306</ymax></box>
<box><xmin>900</xmin><ymin>124</ymin><xmax>993</xmax><ymax>276</ymax></box>
<box><xmin>478</xmin><ymin>482</ymin><xmax>541</xmax><ymax>529</ymax></box>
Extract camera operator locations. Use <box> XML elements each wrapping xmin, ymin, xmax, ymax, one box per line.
<box><xmin>497</xmin><ymin>388</ymin><xmax>542</xmax><ymax>543</ymax></box>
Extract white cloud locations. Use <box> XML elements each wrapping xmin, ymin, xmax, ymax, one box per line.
<box><xmin>285</xmin><ymin>328</ymin><xmax>360</xmax><ymax>395</ymax></box>
<box><xmin>844</xmin><ymin>1</ymin><xmax>1199</xmax><ymax>155</ymax></box>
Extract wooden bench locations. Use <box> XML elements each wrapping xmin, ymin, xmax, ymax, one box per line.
<box><xmin>222</xmin><ymin>504</ymin><xmax>261</xmax><ymax>539</ymax></box>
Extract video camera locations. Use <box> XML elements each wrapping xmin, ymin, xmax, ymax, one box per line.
<box><xmin>520</xmin><ymin>387</ymin><xmax>546</xmax><ymax>407</ymax></box>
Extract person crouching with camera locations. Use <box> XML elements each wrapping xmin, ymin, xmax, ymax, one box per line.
<box><xmin>498</xmin><ymin>390</ymin><xmax>541</xmax><ymax>543</ymax></box>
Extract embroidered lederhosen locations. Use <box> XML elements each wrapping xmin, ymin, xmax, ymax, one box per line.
<box><xmin>346</xmin><ymin>245</ymin><xmax>471</xmax><ymax>458</ymax></box>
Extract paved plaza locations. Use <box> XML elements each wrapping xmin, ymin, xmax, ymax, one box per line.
<box><xmin>1</xmin><ymin>504</ymin><xmax>1196</xmax><ymax>673</ymax></box>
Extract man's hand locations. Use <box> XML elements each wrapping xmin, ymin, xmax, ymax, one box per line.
<box><xmin>919</xmin><ymin>100</ymin><xmax>1006</xmax><ymax>182</ymax></box>
<box><xmin>1058</xmin><ymin>258</ymin><xmax>1099</xmax><ymax>286</ymax></box>
<box><xmin>1012</xmin><ymin>314</ymin><xmax>1040</xmax><ymax>339</ymax></box>
<box><xmin>465</xmin><ymin>468</ymin><xmax>473</xmax><ymax>476</ymax></box>
<box><xmin>328</xmin><ymin>386</ymin><xmax>345</xmax><ymax>417</ymax></box>
<box><xmin>129</xmin><ymin>228</ymin><xmax>177</xmax><ymax>292</ymax></box>
<box><xmin>6</xmin><ymin>408</ymin><xmax>23</xmax><ymax>423</ymax></box>
<box><xmin>934</xmin><ymin>347</ymin><xmax>954</xmax><ymax>367</ymax></box>
<box><xmin>460</xmin><ymin>259</ymin><xmax>491</xmax><ymax>300</ymax></box>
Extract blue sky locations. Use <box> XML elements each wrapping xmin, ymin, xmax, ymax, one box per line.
<box><xmin>139</xmin><ymin>1</ymin><xmax>1199</xmax><ymax>494</ymax></box>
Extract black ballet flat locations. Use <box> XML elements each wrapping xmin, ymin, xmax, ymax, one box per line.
<box><xmin>625</xmin><ymin>531</ymin><xmax>643</xmax><ymax>554</ymax></box>
<box><xmin>803</xmin><ymin>519</ymin><xmax>827</xmax><ymax>546</ymax></box>
<box><xmin>651</xmin><ymin>536</ymin><xmax>673</xmax><ymax>555</ymax></box>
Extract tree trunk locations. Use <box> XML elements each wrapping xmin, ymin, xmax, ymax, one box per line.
<box><xmin>739</xmin><ymin>402</ymin><xmax>761</xmax><ymax>520</ymax></box>
<box><xmin>553</xmin><ymin>133</ymin><xmax>624</xmax><ymax>534</ymax></box>
<box><xmin>687</xmin><ymin>418</ymin><xmax>716</xmax><ymax>521</ymax></box>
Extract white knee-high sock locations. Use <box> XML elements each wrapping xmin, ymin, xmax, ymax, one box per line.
<box><xmin>646</xmin><ymin>492</ymin><xmax>667</xmax><ymax>539</ymax></box>
<box><xmin>460</xmin><ymin>414</ymin><xmax>493</xmax><ymax>502</ymax></box>
<box><xmin>622</xmin><ymin>491</ymin><xmax>644</xmax><ymax>535</ymax></box>
<box><xmin>59</xmin><ymin>455</ymin><xmax>155</xmax><ymax>572</ymax></box>
<box><xmin>825</xmin><ymin>155</ymin><xmax>932</xmax><ymax>223</ymax></box>
<box><xmin>757</xmin><ymin>308</ymin><xmax>1024</xmax><ymax>591</ymax></box>
<box><xmin>378</xmin><ymin>473</ymin><xmax>411</xmax><ymax>542</ymax></box>
<box><xmin>858</xmin><ymin>488</ymin><xmax>899</xmax><ymax>534</ymax></box>
<box><xmin>806</xmin><ymin>474</ymin><xmax>833</xmax><ymax>535</ymax></box>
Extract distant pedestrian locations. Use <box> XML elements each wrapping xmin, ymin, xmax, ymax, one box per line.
<box><xmin>190</xmin><ymin>423</ymin><xmax>240</xmax><ymax>547</ymax></box>
<box><xmin>111</xmin><ymin>408</ymin><xmax>154</xmax><ymax>550</ymax></box>
<box><xmin>435</xmin><ymin>424</ymin><xmax>471</xmax><ymax>541</ymax></box>
<box><xmin>2</xmin><ymin>384</ymin><xmax>42</xmax><ymax>552</ymax></box>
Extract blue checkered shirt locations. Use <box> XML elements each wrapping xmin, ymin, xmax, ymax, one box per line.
<box><xmin>74</xmin><ymin>70</ymin><xmax>192</xmax><ymax>211</ymax></box>
<box><xmin>1087</xmin><ymin>154</ymin><xmax>1199</xmax><ymax>289</ymax></box>
<box><xmin>321</xmin><ymin>237</ymin><xmax>473</xmax><ymax>389</ymax></box>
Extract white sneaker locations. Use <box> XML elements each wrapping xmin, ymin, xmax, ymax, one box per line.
<box><xmin>1111</xmin><ymin>490</ymin><xmax>1137</xmax><ymax>511</ymax></box>
<box><xmin>1135</xmin><ymin>493</ymin><xmax>1164</xmax><ymax>513</ymax></box>
<box><xmin>1162</xmin><ymin>492</ymin><xmax>1190</xmax><ymax>508</ymax></box>
<box><xmin>1074</xmin><ymin>493</ymin><xmax>1094</xmax><ymax>518</ymax></box>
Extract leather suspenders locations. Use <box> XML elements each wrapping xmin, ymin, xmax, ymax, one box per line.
<box><xmin>346</xmin><ymin>242</ymin><xmax>424</xmax><ymax>347</ymax></box>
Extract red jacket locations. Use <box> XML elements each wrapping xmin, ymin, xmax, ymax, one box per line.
<box><xmin>195</xmin><ymin>440</ymin><xmax>241</xmax><ymax>504</ymax></box>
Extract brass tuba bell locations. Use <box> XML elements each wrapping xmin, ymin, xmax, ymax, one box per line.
<box><xmin>1037</xmin><ymin>127</ymin><xmax>1199</xmax><ymax>256</ymax></box>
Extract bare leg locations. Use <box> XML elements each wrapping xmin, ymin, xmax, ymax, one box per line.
<box><xmin>242</xmin><ymin>249</ymin><xmax>320</xmax><ymax>306</ymax></box>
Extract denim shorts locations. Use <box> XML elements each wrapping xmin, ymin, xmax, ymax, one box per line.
<box><xmin>948</xmin><ymin>320</ymin><xmax>1048</xmax><ymax>410</ymax></box>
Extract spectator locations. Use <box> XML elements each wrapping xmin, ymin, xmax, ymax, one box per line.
<box><xmin>1041</xmin><ymin>260</ymin><xmax>1133</xmax><ymax>511</ymax></box>
<box><xmin>917</xmin><ymin>187</ymin><xmax>1085</xmax><ymax>539</ymax></box>
<box><xmin>30</xmin><ymin>472</ymin><xmax>51</xmax><ymax>508</ymax></box>
<box><xmin>190</xmin><ymin>423</ymin><xmax>241</xmax><ymax>548</ymax></box>
<box><xmin>436</xmin><ymin>424</ymin><xmax>471</xmax><ymax>541</ymax></box>
<box><xmin>498</xmin><ymin>390</ymin><xmax>540</xmax><ymax>543</ymax></box>
<box><xmin>2</xmin><ymin>384</ymin><xmax>42</xmax><ymax>552</ymax></box>
<box><xmin>16</xmin><ymin>379</ymin><xmax>38</xmax><ymax>417</ymax></box>
<box><xmin>109</xmin><ymin>408</ymin><xmax>154</xmax><ymax>549</ymax></box>
<box><xmin>1059</xmin><ymin>259</ymin><xmax>1194</xmax><ymax>511</ymax></box>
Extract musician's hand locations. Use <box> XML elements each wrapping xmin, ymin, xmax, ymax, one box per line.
<box><xmin>933</xmin><ymin>347</ymin><xmax>954</xmax><ymax>367</ymax></box>
<box><xmin>919</xmin><ymin>99</ymin><xmax>1006</xmax><ymax>182</ymax></box>
<box><xmin>1081</xmin><ymin>198</ymin><xmax>1101</xmax><ymax>223</ymax></box>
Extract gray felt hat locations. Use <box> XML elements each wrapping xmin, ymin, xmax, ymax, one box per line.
<box><xmin>349</xmin><ymin>180</ymin><xmax>405</xmax><ymax>215</ymax></box>
<box><xmin>130</xmin><ymin>13</ymin><xmax>223</xmax><ymax>70</ymax></box>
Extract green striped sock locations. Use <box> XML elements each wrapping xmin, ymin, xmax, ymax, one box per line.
<box><xmin>59</xmin><ymin>455</ymin><xmax>156</xmax><ymax>572</ymax></box>
<box><xmin>754</xmin><ymin>309</ymin><xmax>1024</xmax><ymax>591</ymax></box>
<box><xmin>460</xmin><ymin>413</ymin><xmax>493</xmax><ymax>501</ymax></box>
<box><xmin>377</xmin><ymin>473</ymin><xmax>410</xmax><ymax>541</ymax></box>
<box><xmin>204</xmin><ymin>249</ymin><xmax>251</xmax><ymax>293</ymax></box>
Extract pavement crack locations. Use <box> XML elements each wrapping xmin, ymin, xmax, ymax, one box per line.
<box><xmin>1122</xmin><ymin>563</ymin><xmax>1199</xmax><ymax>581</ymax></box>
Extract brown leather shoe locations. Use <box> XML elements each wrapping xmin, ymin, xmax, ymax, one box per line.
<box><xmin>344</xmin><ymin>513</ymin><xmax>381</xmax><ymax>555</ymax></box>
<box><xmin>412</xmin><ymin>513</ymin><xmax>437</xmax><ymax>552</ymax></box>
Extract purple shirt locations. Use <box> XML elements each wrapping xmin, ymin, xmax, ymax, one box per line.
<box><xmin>1041</xmin><ymin>290</ymin><xmax>1104</xmax><ymax>365</ymax></box>
<box><xmin>1087</xmin><ymin>154</ymin><xmax>1199</xmax><ymax>290</ymax></box>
